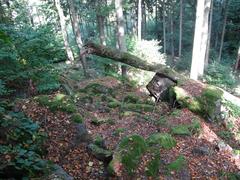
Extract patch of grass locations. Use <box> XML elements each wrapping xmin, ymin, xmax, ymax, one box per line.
<box><xmin>188</xmin><ymin>119</ymin><xmax>201</xmax><ymax>135</ymax></box>
<box><xmin>113</xmin><ymin>128</ymin><xmax>126</xmax><ymax>136</ymax></box>
<box><xmin>147</xmin><ymin>133</ymin><xmax>176</xmax><ymax>150</ymax></box>
<box><xmin>119</xmin><ymin>134</ymin><xmax>147</xmax><ymax>175</ymax></box>
<box><xmin>167</xmin><ymin>155</ymin><xmax>186</xmax><ymax>172</ymax></box>
<box><xmin>108</xmin><ymin>101</ymin><xmax>121</xmax><ymax>108</ymax></box>
<box><xmin>94</xmin><ymin>135</ymin><xmax>104</xmax><ymax>147</ymax></box>
<box><xmin>71</xmin><ymin>113</ymin><xmax>83</xmax><ymax>123</ymax></box>
<box><xmin>171</xmin><ymin>125</ymin><xmax>191</xmax><ymax>136</ymax></box>
<box><xmin>145</xmin><ymin>151</ymin><xmax>160</xmax><ymax>177</ymax></box>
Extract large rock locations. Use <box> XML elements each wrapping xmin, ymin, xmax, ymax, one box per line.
<box><xmin>146</xmin><ymin>73</ymin><xmax>176</xmax><ymax>102</ymax></box>
<box><xmin>74</xmin><ymin>124</ymin><xmax>92</xmax><ymax>144</ymax></box>
<box><xmin>47</xmin><ymin>164</ymin><xmax>73</xmax><ymax>180</ymax></box>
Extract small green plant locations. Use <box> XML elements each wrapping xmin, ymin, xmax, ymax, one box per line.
<box><xmin>106</xmin><ymin>118</ymin><xmax>115</xmax><ymax>125</ymax></box>
<box><xmin>188</xmin><ymin>119</ymin><xmax>201</xmax><ymax>135</ymax></box>
<box><xmin>123</xmin><ymin>93</ymin><xmax>140</xmax><ymax>103</ymax></box>
<box><xmin>167</xmin><ymin>155</ymin><xmax>186</xmax><ymax>172</ymax></box>
<box><xmin>113</xmin><ymin>128</ymin><xmax>126</xmax><ymax>136</ymax></box>
<box><xmin>94</xmin><ymin>135</ymin><xmax>104</xmax><ymax>147</ymax></box>
<box><xmin>224</xmin><ymin>101</ymin><xmax>240</xmax><ymax>118</ymax></box>
<box><xmin>91</xmin><ymin>118</ymin><xmax>106</xmax><ymax>125</ymax></box>
<box><xmin>147</xmin><ymin>133</ymin><xmax>177</xmax><ymax>150</ymax></box>
<box><xmin>155</xmin><ymin>116</ymin><xmax>167</xmax><ymax>126</ymax></box>
<box><xmin>71</xmin><ymin>113</ymin><xmax>83</xmax><ymax>123</ymax></box>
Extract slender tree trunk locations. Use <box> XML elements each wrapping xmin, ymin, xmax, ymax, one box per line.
<box><xmin>115</xmin><ymin>0</ymin><xmax>127</xmax><ymax>77</ymax></box>
<box><xmin>179</xmin><ymin>0</ymin><xmax>183</xmax><ymax>59</ymax></box>
<box><xmin>162</xmin><ymin>0</ymin><xmax>167</xmax><ymax>54</ymax></box>
<box><xmin>234</xmin><ymin>47</ymin><xmax>240</xmax><ymax>72</ymax></box>
<box><xmin>137</xmin><ymin>0</ymin><xmax>142</xmax><ymax>41</ymax></box>
<box><xmin>55</xmin><ymin>0</ymin><xmax>74</xmax><ymax>62</ymax></box>
<box><xmin>190</xmin><ymin>0</ymin><xmax>212</xmax><ymax>80</ymax></box>
<box><xmin>170</xmin><ymin>4</ymin><xmax>174</xmax><ymax>61</ymax></box>
<box><xmin>68</xmin><ymin>0</ymin><xmax>87</xmax><ymax>75</ymax></box>
<box><xmin>217</xmin><ymin>0</ymin><xmax>229</xmax><ymax>62</ymax></box>
<box><xmin>205</xmin><ymin>0</ymin><xmax>213</xmax><ymax>69</ymax></box>
<box><xmin>97</xmin><ymin>15</ymin><xmax>106</xmax><ymax>45</ymax></box>
<box><xmin>142</xmin><ymin>3</ymin><xmax>147</xmax><ymax>38</ymax></box>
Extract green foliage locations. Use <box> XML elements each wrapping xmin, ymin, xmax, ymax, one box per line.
<box><xmin>91</xmin><ymin>117</ymin><xmax>106</xmax><ymax>126</ymax></box>
<box><xmin>204</xmin><ymin>62</ymin><xmax>237</xmax><ymax>90</ymax></box>
<box><xmin>0</xmin><ymin>111</ymin><xmax>49</xmax><ymax>178</ymax></box>
<box><xmin>119</xmin><ymin>135</ymin><xmax>147</xmax><ymax>175</ymax></box>
<box><xmin>167</xmin><ymin>155</ymin><xmax>186</xmax><ymax>172</ymax></box>
<box><xmin>79</xmin><ymin>83</ymin><xmax>113</xmax><ymax>96</ymax></box>
<box><xmin>224</xmin><ymin>101</ymin><xmax>240</xmax><ymax>118</ymax></box>
<box><xmin>170</xmin><ymin>109</ymin><xmax>182</xmax><ymax>117</ymax></box>
<box><xmin>94</xmin><ymin>135</ymin><xmax>104</xmax><ymax>147</ymax></box>
<box><xmin>123</xmin><ymin>103</ymin><xmax>154</xmax><ymax>113</ymax></box>
<box><xmin>35</xmin><ymin>94</ymin><xmax>77</xmax><ymax>113</ymax></box>
<box><xmin>71</xmin><ymin>113</ymin><xmax>83</xmax><ymax>123</ymax></box>
<box><xmin>123</xmin><ymin>93</ymin><xmax>139</xmax><ymax>103</ymax></box>
<box><xmin>188</xmin><ymin>119</ymin><xmax>201</xmax><ymax>135</ymax></box>
<box><xmin>218</xmin><ymin>130</ymin><xmax>232</xmax><ymax>140</ymax></box>
<box><xmin>147</xmin><ymin>133</ymin><xmax>177</xmax><ymax>150</ymax></box>
<box><xmin>155</xmin><ymin>116</ymin><xmax>167</xmax><ymax>126</ymax></box>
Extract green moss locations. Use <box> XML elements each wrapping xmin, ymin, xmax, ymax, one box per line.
<box><xmin>171</xmin><ymin>125</ymin><xmax>191</xmax><ymax>136</ymax></box>
<box><xmin>167</xmin><ymin>155</ymin><xmax>186</xmax><ymax>172</ymax></box>
<box><xmin>88</xmin><ymin>143</ymin><xmax>112</xmax><ymax>158</ymax></box>
<box><xmin>108</xmin><ymin>101</ymin><xmax>121</xmax><ymax>108</ymax></box>
<box><xmin>123</xmin><ymin>93</ymin><xmax>139</xmax><ymax>103</ymax></box>
<box><xmin>145</xmin><ymin>151</ymin><xmax>160</xmax><ymax>177</ymax></box>
<box><xmin>75</xmin><ymin>93</ymin><xmax>93</xmax><ymax>104</ymax></box>
<box><xmin>91</xmin><ymin>118</ymin><xmax>106</xmax><ymax>125</ymax></box>
<box><xmin>118</xmin><ymin>134</ymin><xmax>147</xmax><ymax>175</ymax></box>
<box><xmin>147</xmin><ymin>133</ymin><xmax>176</xmax><ymax>150</ymax></box>
<box><xmin>35</xmin><ymin>94</ymin><xmax>77</xmax><ymax>113</ymax></box>
<box><xmin>79</xmin><ymin>83</ymin><xmax>113</xmax><ymax>95</ymax></box>
<box><xmin>94</xmin><ymin>135</ymin><xmax>104</xmax><ymax>147</ymax></box>
<box><xmin>123</xmin><ymin>103</ymin><xmax>154</xmax><ymax>112</ymax></box>
<box><xmin>71</xmin><ymin>113</ymin><xmax>83</xmax><ymax>123</ymax></box>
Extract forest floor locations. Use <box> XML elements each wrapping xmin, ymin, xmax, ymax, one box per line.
<box><xmin>18</xmin><ymin>76</ymin><xmax>240</xmax><ymax>179</ymax></box>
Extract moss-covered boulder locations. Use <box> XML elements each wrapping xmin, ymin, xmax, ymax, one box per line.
<box><xmin>88</xmin><ymin>144</ymin><xmax>112</xmax><ymax>162</ymax></box>
<box><xmin>172</xmin><ymin>86</ymin><xmax>224</xmax><ymax>121</ymax></box>
<box><xmin>71</xmin><ymin>113</ymin><xmax>84</xmax><ymax>123</ymax></box>
<box><xmin>108</xmin><ymin>134</ymin><xmax>147</xmax><ymax>176</ymax></box>
<box><xmin>146</xmin><ymin>133</ymin><xmax>176</xmax><ymax>150</ymax></box>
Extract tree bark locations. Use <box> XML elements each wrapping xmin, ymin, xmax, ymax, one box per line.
<box><xmin>205</xmin><ymin>0</ymin><xmax>213</xmax><ymax>69</ymax></box>
<box><xmin>179</xmin><ymin>0</ymin><xmax>183</xmax><ymax>59</ymax></box>
<box><xmin>190</xmin><ymin>0</ymin><xmax>211</xmax><ymax>80</ymax></box>
<box><xmin>162</xmin><ymin>0</ymin><xmax>167</xmax><ymax>54</ymax></box>
<box><xmin>217</xmin><ymin>0</ymin><xmax>229</xmax><ymax>62</ymax></box>
<box><xmin>115</xmin><ymin>0</ymin><xmax>127</xmax><ymax>77</ymax></box>
<box><xmin>68</xmin><ymin>0</ymin><xmax>87</xmax><ymax>76</ymax></box>
<box><xmin>97</xmin><ymin>15</ymin><xmax>106</xmax><ymax>46</ymax></box>
<box><xmin>137</xmin><ymin>0</ymin><xmax>142</xmax><ymax>41</ymax></box>
<box><xmin>234</xmin><ymin>46</ymin><xmax>240</xmax><ymax>72</ymax></box>
<box><xmin>170</xmin><ymin>3</ymin><xmax>174</xmax><ymax>61</ymax></box>
<box><xmin>55</xmin><ymin>0</ymin><xmax>74</xmax><ymax>62</ymax></box>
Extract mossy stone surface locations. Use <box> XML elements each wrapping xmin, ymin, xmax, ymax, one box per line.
<box><xmin>71</xmin><ymin>113</ymin><xmax>83</xmax><ymax>123</ymax></box>
<box><xmin>147</xmin><ymin>133</ymin><xmax>176</xmax><ymax>150</ymax></box>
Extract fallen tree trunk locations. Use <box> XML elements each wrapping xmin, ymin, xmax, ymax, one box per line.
<box><xmin>82</xmin><ymin>42</ymin><xmax>240</xmax><ymax>121</ymax></box>
<box><xmin>83</xmin><ymin>42</ymin><xmax>182</xmax><ymax>82</ymax></box>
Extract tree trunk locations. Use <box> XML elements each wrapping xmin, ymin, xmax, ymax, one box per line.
<box><xmin>137</xmin><ymin>0</ymin><xmax>142</xmax><ymax>41</ymax></box>
<box><xmin>170</xmin><ymin>4</ymin><xmax>174</xmax><ymax>61</ymax></box>
<box><xmin>217</xmin><ymin>0</ymin><xmax>229</xmax><ymax>62</ymax></box>
<box><xmin>115</xmin><ymin>0</ymin><xmax>127</xmax><ymax>77</ymax></box>
<box><xmin>97</xmin><ymin>15</ymin><xmax>106</xmax><ymax>46</ymax></box>
<box><xmin>205</xmin><ymin>0</ymin><xmax>213</xmax><ymax>69</ymax></box>
<box><xmin>190</xmin><ymin>0</ymin><xmax>211</xmax><ymax>80</ymax></box>
<box><xmin>179</xmin><ymin>0</ymin><xmax>183</xmax><ymax>59</ymax></box>
<box><xmin>68</xmin><ymin>0</ymin><xmax>87</xmax><ymax>76</ymax></box>
<box><xmin>55</xmin><ymin>0</ymin><xmax>74</xmax><ymax>62</ymax></box>
<box><xmin>162</xmin><ymin>0</ymin><xmax>167</xmax><ymax>54</ymax></box>
<box><xmin>234</xmin><ymin>46</ymin><xmax>240</xmax><ymax>72</ymax></box>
